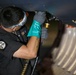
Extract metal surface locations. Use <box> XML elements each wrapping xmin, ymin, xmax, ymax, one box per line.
<box><xmin>53</xmin><ymin>28</ymin><xmax>76</xmax><ymax>75</ymax></box>
<box><xmin>0</xmin><ymin>0</ymin><xmax>76</xmax><ymax>26</ymax></box>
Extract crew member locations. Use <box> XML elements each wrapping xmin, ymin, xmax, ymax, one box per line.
<box><xmin>0</xmin><ymin>6</ymin><xmax>46</xmax><ymax>75</ymax></box>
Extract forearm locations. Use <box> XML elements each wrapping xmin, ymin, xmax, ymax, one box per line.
<box><xmin>26</xmin><ymin>36</ymin><xmax>40</xmax><ymax>57</ymax></box>
<box><xmin>13</xmin><ymin>37</ymin><xmax>40</xmax><ymax>59</ymax></box>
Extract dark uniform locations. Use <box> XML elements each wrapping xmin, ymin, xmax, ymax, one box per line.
<box><xmin>0</xmin><ymin>26</ymin><xmax>31</xmax><ymax>75</ymax></box>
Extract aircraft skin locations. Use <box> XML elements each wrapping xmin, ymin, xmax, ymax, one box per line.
<box><xmin>0</xmin><ymin>0</ymin><xmax>76</xmax><ymax>26</ymax></box>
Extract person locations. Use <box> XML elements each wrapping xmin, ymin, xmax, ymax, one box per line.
<box><xmin>0</xmin><ymin>6</ymin><xmax>46</xmax><ymax>75</ymax></box>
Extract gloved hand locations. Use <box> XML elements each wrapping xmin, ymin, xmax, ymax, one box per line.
<box><xmin>41</xmin><ymin>27</ymin><xmax>48</xmax><ymax>43</ymax></box>
<box><xmin>41</xmin><ymin>27</ymin><xmax>48</xmax><ymax>39</ymax></box>
<box><xmin>27</xmin><ymin>12</ymin><xmax>46</xmax><ymax>38</ymax></box>
<box><xmin>34</xmin><ymin>11</ymin><xmax>46</xmax><ymax>25</ymax></box>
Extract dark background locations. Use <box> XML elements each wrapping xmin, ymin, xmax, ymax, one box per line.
<box><xmin>0</xmin><ymin>0</ymin><xmax>76</xmax><ymax>26</ymax></box>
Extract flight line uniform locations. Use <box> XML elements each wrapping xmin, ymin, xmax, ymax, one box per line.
<box><xmin>0</xmin><ymin>26</ymin><xmax>31</xmax><ymax>75</ymax></box>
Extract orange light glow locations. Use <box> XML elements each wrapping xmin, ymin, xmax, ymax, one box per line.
<box><xmin>66</xmin><ymin>24</ymin><xmax>74</xmax><ymax>28</ymax></box>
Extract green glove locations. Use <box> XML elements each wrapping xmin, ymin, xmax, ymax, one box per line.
<box><xmin>27</xmin><ymin>20</ymin><xmax>41</xmax><ymax>38</ymax></box>
<box><xmin>27</xmin><ymin>12</ymin><xmax>46</xmax><ymax>38</ymax></box>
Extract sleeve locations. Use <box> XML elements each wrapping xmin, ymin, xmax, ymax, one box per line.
<box><xmin>0</xmin><ymin>35</ymin><xmax>23</xmax><ymax>59</ymax></box>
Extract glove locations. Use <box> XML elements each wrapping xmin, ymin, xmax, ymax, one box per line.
<box><xmin>41</xmin><ymin>27</ymin><xmax>48</xmax><ymax>43</ymax></box>
<box><xmin>41</xmin><ymin>27</ymin><xmax>48</xmax><ymax>39</ymax></box>
<box><xmin>34</xmin><ymin>11</ymin><xmax>46</xmax><ymax>25</ymax></box>
<box><xmin>27</xmin><ymin>12</ymin><xmax>46</xmax><ymax>38</ymax></box>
